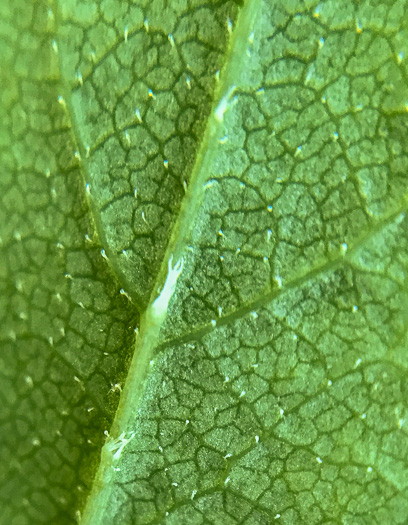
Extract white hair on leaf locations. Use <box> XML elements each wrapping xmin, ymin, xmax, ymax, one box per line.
<box><xmin>105</xmin><ymin>431</ymin><xmax>135</xmax><ymax>462</ymax></box>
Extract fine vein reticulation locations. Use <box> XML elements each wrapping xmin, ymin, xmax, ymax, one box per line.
<box><xmin>1</xmin><ymin>0</ymin><xmax>408</xmax><ymax>524</ymax></box>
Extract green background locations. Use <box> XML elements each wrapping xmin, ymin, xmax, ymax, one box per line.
<box><xmin>1</xmin><ymin>0</ymin><xmax>408</xmax><ymax>523</ymax></box>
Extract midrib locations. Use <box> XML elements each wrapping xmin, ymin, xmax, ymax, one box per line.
<box><xmin>73</xmin><ymin>0</ymin><xmax>263</xmax><ymax>522</ymax></box>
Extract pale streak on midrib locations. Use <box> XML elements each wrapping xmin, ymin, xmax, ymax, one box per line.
<box><xmin>79</xmin><ymin>1</ymin><xmax>262</xmax><ymax>523</ymax></box>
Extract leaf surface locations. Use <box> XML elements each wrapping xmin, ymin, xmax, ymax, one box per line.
<box><xmin>1</xmin><ymin>0</ymin><xmax>408</xmax><ymax>524</ymax></box>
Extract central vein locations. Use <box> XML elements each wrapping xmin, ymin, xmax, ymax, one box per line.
<box><xmin>79</xmin><ymin>0</ymin><xmax>262</xmax><ymax>522</ymax></box>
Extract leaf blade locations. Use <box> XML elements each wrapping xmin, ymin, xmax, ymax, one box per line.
<box><xmin>1</xmin><ymin>0</ymin><xmax>408</xmax><ymax>524</ymax></box>
<box><xmin>80</xmin><ymin>0</ymin><xmax>408</xmax><ymax>523</ymax></box>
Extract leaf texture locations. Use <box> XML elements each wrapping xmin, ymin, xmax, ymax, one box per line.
<box><xmin>1</xmin><ymin>0</ymin><xmax>408</xmax><ymax>524</ymax></box>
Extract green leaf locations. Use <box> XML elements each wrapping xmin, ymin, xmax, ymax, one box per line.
<box><xmin>1</xmin><ymin>0</ymin><xmax>408</xmax><ymax>524</ymax></box>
